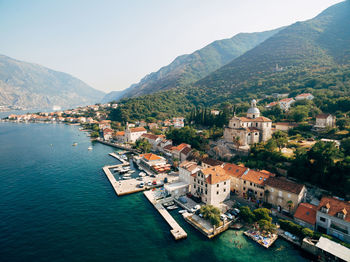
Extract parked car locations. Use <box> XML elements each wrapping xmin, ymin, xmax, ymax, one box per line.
<box><xmin>225</xmin><ymin>212</ymin><xmax>233</xmax><ymax>220</ymax></box>
<box><xmin>147</xmin><ymin>181</ymin><xmax>152</xmax><ymax>186</ymax></box>
<box><xmin>152</xmin><ymin>180</ymin><xmax>157</xmax><ymax>185</ymax></box>
<box><xmin>190</xmin><ymin>205</ymin><xmax>201</xmax><ymax>213</ymax></box>
<box><xmin>139</xmin><ymin>182</ymin><xmax>145</xmax><ymax>188</ymax></box>
<box><xmin>220</xmin><ymin>214</ymin><xmax>227</xmax><ymax>221</ymax></box>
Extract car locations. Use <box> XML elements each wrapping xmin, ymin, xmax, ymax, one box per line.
<box><xmin>220</xmin><ymin>214</ymin><xmax>227</xmax><ymax>221</ymax></box>
<box><xmin>225</xmin><ymin>212</ymin><xmax>233</xmax><ymax>220</ymax></box>
<box><xmin>152</xmin><ymin>181</ymin><xmax>157</xmax><ymax>185</ymax></box>
<box><xmin>190</xmin><ymin>205</ymin><xmax>201</xmax><ymax>213</ymax></box>
<box><xmin>139</xmin><ymin>182</ymin><xmax>145</xmax><ymax>188</ymax></box>
<box><xmin>199</xmin><ymin>213</ymin><xmax>203</xmax><ymax>218</ymax></box>
<box><xmin>233</xmin><ymin>208</ymin><xmax>240</xmax><ymax>214</ymax></box>
<box><xmin>147</xmin><ymin>181</ymin><xmax>152</xmax><ymax>186</ymax></box>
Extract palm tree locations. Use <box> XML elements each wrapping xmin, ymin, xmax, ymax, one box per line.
<box><xmin>287</xmin><ymin>200</ymin><xmax>294</xmax><ymax>213</ymax></box>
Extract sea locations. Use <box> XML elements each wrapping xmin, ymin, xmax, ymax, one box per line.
<box><xmin>0</xmin><ymin>112</ymin><xmax>312</xmax><ymax>261</ymax></box>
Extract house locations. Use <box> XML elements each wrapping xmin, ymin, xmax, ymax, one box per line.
<box><xmin>295</xmin><ymin>93</ymin><xmax>314</xmax><ymax>101</ymax></box>
<box><xmin>275</xmin><ymin>122</ymin><xmax>298</xmax><ymax>131</ymax></box>
<box><xmin>139</xmin><ymin>120</ymin><xmax>147</xmax><ymax>127</ymax></box>
<box><xmin>124</xmin><ymin>127</ymin><xmax>147</xmax><ymax>143</ymax></box>
<box><xmin>180</xmin><ymin>146</ymin><xmax>192</xmax><ymax>162</ymax></box>
<box><xmin>315</xmin><ymin>236</ymin><xmax>350</xmax><ymax>261</ymax></box>
<box><xmin>99</xmin><ymin>120</ymin><xmax>111</xmax><ymax>130</ymax></box>
<box><xmin>148</xmin><ymin>123</ymin><xmax>158</xmax><ymax>130</ymax></box>
<box><xmin>265</xmin><ymin>177</ymin><xmax>306</xmax><ymax>214</ymax></box>
<box><xmin>190</xmin><ymin>166</ymin><xmax>231</xmax><ymax>207</ymax></box>
<box><xmin>114</xmin><ymin>131</ymin><xmax>125</xmax><ymax>143</ymax></box>
<box><xmin>135</xmin><ymin>153</ymin><xmax>170</xmax><ymax>174</ymax></box>
<box><xmin>201</xmin><ymin>158</ymin><xmax>224</xmax><ymax>169</ymax></box>
<box><xmin>224</xmin><ymin>100</ymin><xmax>272</xmax><ymax>147</ymax></box>
<box><xmin>163</xmin><ymin>120</ymin><xmax>173</xmax><ymax>127</ymax></box>
<box><xmin>103</xmin><ymin>128</ymin><xmax>113</xmax><ymax>141</ymax></box>
<box><xmin>140</xmin><ymin>133</ymin><xmax>163</xmax><ymax>151</ymax></box>
<box><xmin>211</xmin><ymin>110</ymin><xmax>220</xmax><ymax>116</ymax></box>
<box><xmin>223</xmin><ymin>163</ymin><xmax>248</xmax><ymax>194</ymax></box>
<box><xmin>173</xmin><ymin>117</ymin><xmax>185</xmax><ymax>128</ymax></box>
<box><xmin>165</xmin><ymin>143</ymin><xmax>191</xmax><ymax>160</ymax></box>
<box><xmin>278</xmin><ymin>98</ymin><xmax>295</xmax><ymax>111</ymax></box>
<box><xmin>239</xmin><ymin>169</ymin><xmax>273</xmax><ymax>202</ymax></box>
<box><xmin>316</xmin><ymin>196</ymin><xmax>350</xmax><ymax>243</ymax></box>
<box><xmin>294</xmin><ymin>203</ymin><xmax>318</xmax><ymax>230</ymax></box>
<box><xmin>157</xmin><ymin>139</ymin><xmax>173</xmax><ymax>153</ymax></box>
<box><xmin>179</xmin><ymin>161</ymin><xmax>201</xmax><ymax>185</ymax></box>
<box><xmin>315</xmin><ymin>113</ymin><xmax>336</xmax><ymax>129</ymax></box>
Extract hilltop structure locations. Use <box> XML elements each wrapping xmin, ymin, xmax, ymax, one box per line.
<box><xmin>224</xmin><ymin>100</ymin><xmax>272</xmax><ymax>147</ymax></box>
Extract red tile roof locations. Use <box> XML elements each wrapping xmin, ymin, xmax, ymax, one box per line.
<box><xmin>201</xmin><ymin>166</ymin><xmax>231</xmax><ymax>185</ymax></box>
<box><xmin>180</xmin><ymin>146</ymin><xmax>192</xmax><ymax>156</ymax></box>
<box><xmin>294</xmin><ymin>203</ymin><xmax>317</xmax><ymax>225</ymax></box>
<box><xmin>240</xmin><ymin>116</ymin><xmax>272</xmax><ymax>122</ymax></box>
<box><xmin>202</xmin><ymin>158</ymin><xmax>224</xmax><ymax>167</ymax></box>
<box><xmin>140</xmin><ymin>153</ymin><xmax>162</xmax><ymax>161</ymax></box>
<box><xmin>241</xmin><ymin>169</ymin><xmax>271</xmax><ymax>185</ymax></box>
<box><xmin>265</xmin><ymin>177</ymin><xmax>305</xmax><ymax>195</ymax></box>
<box><xmin>129</xmin><ymin>127</ymin><xmax>147</xmax><ymax>133</ymax></box>
<box><xmin>223</xmin><ymin>163</ymin><xmax>248</xmax><ymax>178</ymax></box>
<box><xmin>318</xmin><ymin>196</ymin><xmax>350</xmax><ymax>222</ymax></box>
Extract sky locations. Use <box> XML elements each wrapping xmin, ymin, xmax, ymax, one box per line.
<box><xmin>0</xmin><ymin>0</ymin><xmax>344</xmax><ymax>93</ymax></box>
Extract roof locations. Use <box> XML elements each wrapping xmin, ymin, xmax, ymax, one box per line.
<box><xmin>316</xmin><ymin>237</ymin><xmax>350</xmax><ymax>261</ymax></box>
<box><xmin>296</xmin><ymin>93</ymin><xmax>313</xmax><ymax>98</ymax></box>
<box><xmin>201</xmin><ymin>166</ymin><xmax>231</xmax><ymax>185</ymax></box>
<box><xmin>202</xmin><ymin>158</ymin><xmax>223</xmax><ymax>167</ymax></box>
<box><xmin>241</xmin><ymin>169</ymin><xmax>271</xmax><ymax>185</ymax></box>
<box><xmin>179</xmin><ymin>161</ymin><xmax>199</xmax><ymax>172</ymax></box>
<box><xmin>223</xmin><ymin>163</ymin><xmax>248</xmax><ymax>178</ymax></box>
<box><xmin>279</xmin><ymin>98</ymin><xmax>294</xmax><ymax>103</ymax></box>
<box><xmin>294</xmin><ymin>203</ymin><xmax>317</xmax><ymax>225</ymax></box>
<box><xmin>180</xmin><ymin>146</ymin><xmax>192</xmax><ymax>156</ymax></box>
<box><xmin>316</xmin><ymin>113</ymin><xmax>332</xmax><ymax>119</ymax></box>
<box><xmin>265</xmin><ymin>177</ymin><xmax>304</xmax><ymax>195</ymax></box>
<box><xmin>171</xmin><ymin>143</ymin><xmax>190</xmax><ymax>152</ymax></box>
<box><xmin>103</xmin><ymin>128</ymin><xmax>113</xmax><ymax>133</ymax></box>
<box><xmin>266</xmin><ymin>102</ymin><xmax>278</xmax><ymax>107</ymax></box>
<box><xmin>318</xmin><ymin>196</ymin><xmax>350</xmax><ymax>222</ymax></box>
<box><xmin>141</xmin><ymin>133</ymin><xmax>159</xmax><ymax>140</ymax></box>
<box><xmin>163</xmin><ymin>144</ymin><xmax>173</xmax><ymax>150</ymax></box>
<box><xmin>247</xmin><ymin>127</ymin><xmax>260</xmax><ymax>132</ymax></box>
<box><xmin>115</xmin><ymin>131</ymin><xmax>125</xmax><ymax>136</ymax></box>
<box><xmin>129</xmin><ymin>127</ymin><xmax>147</xmax><ymax>133</ymax></box>
<box><xmin>140</xmin><ymin>153</ymin><xmax>163</xmax><ymax>161</ymax></box>
<box><xmin>239</xmin><ymin>116</ymin><xmax>272</xmax><ymax>122</ymax></box>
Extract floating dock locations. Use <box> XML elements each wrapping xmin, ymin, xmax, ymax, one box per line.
<box><xmin>144</xmin><ymin>190</ymin><xmax>187</xmax><ymax>240</ymax></box>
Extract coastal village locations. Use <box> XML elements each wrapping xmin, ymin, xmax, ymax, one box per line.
<box><xmin>3</xmin><ymin>93</ymin><xmax>350</xmax><ymax>262</ymax></box>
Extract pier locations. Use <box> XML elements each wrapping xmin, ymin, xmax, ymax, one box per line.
<box><xmin>144</xmin><ymin>190</ymin><xmax>187</xmax><ymax>240</ymax></box>
<box><xmin>95</xmin><ymin>138</ymin><xmax>138</xmax><ymax>153</ymax></box>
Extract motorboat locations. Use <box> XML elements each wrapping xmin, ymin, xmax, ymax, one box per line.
<box><xmin>127</xmin><ymin>170</ymin><xmax>135</xmax><ymax>174</ymax></box>
<box><xmin>167</xmin><ymin>205</ymin><xmax>178</xmax><ymax>210</ymax></box>
<box><xmin>139</xmin><ymin>172</ymin><xmax>146</xmax><ymax>177</ymax></box>
<box><xmin>88</xmin><ymin>146</ymin><xmax>93</xmax><ymax>150</ymax></box>
<box><xmin>72</xmin><ymin>142</ymin><xmax>78</xmax><ymax>146</ymax></box>
<box><xmin>123</xmin><ymin>173</ymin><xmax>131</xmax><ymax>177</ymax></box>
<box><xmin>122</xmin><ymin>177</ymin><xmax>132</xmax><ymax>180</ymax></box>
<box><xmin>179</xmin><ymin>210</ymin><xmax>187</xmax><ymax>214</ymax></box>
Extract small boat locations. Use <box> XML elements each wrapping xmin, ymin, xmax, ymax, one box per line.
<box><xmin>119</xmin><ymin>168</ymin><xmax>128</xmax><ymax>174</ymax></box>
<box><xmin>127</xmin><ymin>170</ymin><xmax>135</xmax><ymax>174</ymax></box>
<box><xmin>123</xmin><ymin>173</ymin><xmax>131</xmax><ymax>177</ymax></box>
<box><xmin>72</xmin><ymin>142</ymin><xmax>78</xmax><ymax>146</ymax></box>
<box><xmin>122</xmin><ymin>177</ymin><xmax>132</xmax><ymax>180</ymax></box>
<box><xmin>139</xmin><ymin>172</ymin><xmax>146</xmax><ymax>177</ymax></box>
<box><xmin>167</xmin><ymin>205</ymin><xmax>178</xmax><ymax>210</ymax></box>
<box><xmin>179</xmin><ymin>210</ymin><xmax>187</xmax><ymax>214</ymax></box>
<box><xmin>88</xmin><ymin>146</ymin><xmax>93</xmax><ymax>150</ymax></box>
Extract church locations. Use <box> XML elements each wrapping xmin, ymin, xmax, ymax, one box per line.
<box><xmin>224</xmin><ymin>100</ymin><xmax>272</xmax><ymax>147</ymax></box>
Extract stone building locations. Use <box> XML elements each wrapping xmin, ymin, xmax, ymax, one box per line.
<box><xmin>224</xmin><ymin>100</ymin><xmax>272</xmax><ymax>147</ymax></box>
<box><xmin>314</xmin><ymin>113</ymin><xmax>336</xmax><ymax>129</ymax></box>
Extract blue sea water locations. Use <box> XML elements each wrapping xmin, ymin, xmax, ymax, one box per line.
<box><xmin>0</xmin><ymin>122</ymin><xmax>312</xmax><ymax>261</ymax></box>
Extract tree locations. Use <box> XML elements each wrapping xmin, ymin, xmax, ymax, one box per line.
<box><xmin>134</xmin><ymin>138</ymin><xmax>152</xmax><ymax>153</ymax></box>
<box><xmin>289</xmin><ymin>106</ymin><xmax>308</xmax><ymax>122</ymax></box>
<box><xmin>336</xmin><ymin>118</ymin><xmax>349</xmax><ymax>130</ymax></box>
<box><xmin>341</xmin><ymin>137</ymin><xmax>350</xmax><ymax>155</ymax></box>
<box><xmin>200</xmin><ymin>205</ymin><xmax>221</xmax><ymax>227</ymax></box>
<box><xmin>253</xmin><ymin>208</ymin><xmax>272</xmax><ymax>222</ymax></box>
<box><xmin>272</xmin><ymin>131</ymin><xmax>288</xmax><ymax>151</ymax></box>
<box><xmin>258</xmin><ymin>219</ymin><xmax>277</xmax><ymax>233</ymax></box>
<box><xmin>232</xmin><ymin>136</ymin><xmax>241</xmax><ymax>150</ymax></box>
<box><xmin>287</xmin><ymin>200</ymin><xmax>294</xmax><ymax>214</ymax></box>
<box><xmin>90</xmin><ymin>131</ymin><xmax>99</xmax><ymax>138</ymax></box>
<box><xmin>239</xmin><ymin>206</ymin><xmax>256</xmax><ymax>224</ymax></box>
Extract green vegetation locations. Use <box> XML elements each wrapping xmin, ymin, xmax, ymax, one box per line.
<box><xmin>239</xmin><ymin>206</ymin><xmax>276</xmax><ymax>233</ymax></box>
<box><xmin>133</xmin><ymin>138</ymin><xmax>152</xmax><ymax>153</ymax></box>
<box><xmin>90</xmin><ymin>131</ymin><xmax>99</xmax><ymax>138</ymax></box>
<box><xmin>166</xmin><ymin>126</ymin><xmax>208</xmax><ymax>151</ymax></box>
<box><xmin>199</xmin><ymin>205</ymin><xmax>221</xmax><ymax>227</ymax></box>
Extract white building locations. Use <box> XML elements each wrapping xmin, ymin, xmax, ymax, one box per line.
<box><xmin>279</xmin><ymin>98</ymin><xmax>295</xmax><ymax>111</ymax></box>
<box><xmin>315</xmin><ymin>113</ymin><xmax>336</xmax><ymax>129</ymax></box>
<box><xmin>190</xmin><ymin>166</ymin><xmax>231</xmax><ymax>207</ymax></box>
<box><xmin>179</xmin><ymin>161</ymin><xmax>201</xmax><ymax>185</ymax></box>
<box><xmin>124</xmin><ymin>127</ymin><xmax>147</xmax><ymax>143</ymax></box>
<box><xmin>295</xmin><ymin>93</ymin><xmax>314</xmax><ymax>101</ymax></box>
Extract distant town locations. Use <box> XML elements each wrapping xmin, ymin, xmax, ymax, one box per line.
<box><xmin>2</xmin><ymin>91</ymin><xmax>350</xmax><ymax>261</ymax></box>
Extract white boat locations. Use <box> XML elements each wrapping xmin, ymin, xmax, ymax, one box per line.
<box><xmin>88</xmin><ymin>146</ymin><xmax>93</xmax><ymax>150</ymax></box>
<box><xmin>123</xmin><ymin>173</ymin><xmax>131</xmax><ymax>177</ymax></box>
<box><xmin>122</xmin><ymin>177</ymin><xmax>132</xmax><ymax>180</ymax></box>
<box><xmin>119</xmin><ymin>168</ymin><xmax>128</xmax><ymax>174</ymax></box>
<box><xmin>167</xmin><ymin>205</ymin><xmax>178</xmax><ymax>210</ymax></box>
<box><xmin>127</xmin><ymin>170</ymin><xmax>135</xmax><ymax>174</ymax></box>
<box><xmin>72</xmin><ymin>142</ymin><xmax>78</xmax><ymax>146</ymax></box>
<box><xmin>139</xmin><ymin>172</ymin><xmax>146</xmax><ymax>177</ymax></box>
<box><xmin>179</xmin><ymin>210</ymin><xmax>187</xmax><ymax>214</ymax></box>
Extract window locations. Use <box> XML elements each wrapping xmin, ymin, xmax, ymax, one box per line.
<box><xmin>278</xmin><ymin>191</ymin><xmax>282</xmax><ymax>197</ymax></box>
<box><xmin>194</xmin><ymin>185</ymin><xmax>196</xmax><ymax>189</ymax></box>
<box><xmin>248</xmin><ymin>133</ymin><xmax>251</xmax><ymax>136</ymax></box>
<box><xmin>320</xmin><ymin>217</ymin><xmax>326</xmax><ymax>222</ymax></box>
<box><xmin>217</xmin><ymin>184</ymin><xmax>219</xmax><ymax>187</ymax></box>
<box><xmin>244</xmin><ymin>181</ymin><xmax>246</xmax><ymax>184</ymax></box>
<box><xmin>256</xmin><ymin>123</ymin><xmax>258</xmax><ymax>127</ymax></box>
<box><xmin>217</xmin><ymin>191</ymin><xmax>219</xmax><ymax>195</ymax></box>
<box><xmin>224</xmin><ymin>189</ymin><xmax>226</xmax><ymax>192</ymax></box>
<box><xmin>201</xmin><ymin>181</ymin><xmax>203</xmax><ymax>185</ymax></box>
<box><xmin>287</xmin><ymin>193</ymin><xmax>291</xmax><ymax>198</ymax></box>
<box><xmin>224</xmin><ymin>182</ymin><xmax>226</xmax><ymax>185</ymax></box>
<box><xmin>205</xmin><ymin>190</ymin><xmax>207</xmax><ymax>195</ymax></box>
<box><xmin>205</xmin><ymin>184</ymin><xmax>207</xmax><ymax>188</ymax></box>
<box><xmin>194</xmin><ymin>178</ymin><xmax>196</xmax><ymax>182</ymax></box>
<box><xmin>243</xmin><ymin>187</ymin><xmax>246</xmax><ymax>190</ymax></box>
<box><xmin>255</xmin><ymin>133</ymin><xmax>258</xmax><ymax>135</ymax></box>
<box><xmin>270</xmin><ymin>188</ymin><xmax>274</xmax><ymax>192</ymax></box>
<box><xmin>260</xmin><ymin>193</ymin><xmax>263</xmax><ymax>196</ymax></box>
<box><xmin>255</xmin><ymin>191</ymin><xmax>257</xmax><ymax>195</ymax></box>
<box><xmin>250</xmin><ymin>182</ymin><xmax>252</xmax><ymax>186</ymax></box>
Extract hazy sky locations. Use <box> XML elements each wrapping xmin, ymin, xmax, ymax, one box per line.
<box><xmin>0</xmin><ymin>0</ymin><xmax>343</xmax><ymax>93</ymax></box>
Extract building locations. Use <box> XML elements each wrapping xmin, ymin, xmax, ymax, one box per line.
<box><xmin>294</xmin><ymin>203</ymin><xmax>318</xmax><ymax>230</ymax></box>
<box><xmin>103</xmin><ymin>128</ymin><xmax>113</xmax><ymax>141</ymax></box>
<box><xmin>315</xmin><ymin>113</ymin><xmax>336</xmax><ymax>129</ymax></box>
<box><xmin>190</xmin><ymin>166</ymin><xmax>231</xmax><ymax>207</ymax></box>
<box><xmin>173</xmin><ymin>117</ymin><xmax>185</xmax><ymax>129</ymax></box>
<box><xmin>211</xmin><ymin>110</ymin><xmax>220</xmax><ymax>116</ymax></box>
<box><xmin>295</xmin><ymin>93</ymin><xmax>314</xmax><ymax>101</ymax></box>
<box><xmin>224</xmin><ymin>100</ymin><xmax>272</xmax><ymax>147</ymax></box>
<box><xmin>239</xmin><ymin>169</ymin><xmax>273</xmax><ymax>201</ymax></box>
<box><xmin>274</xmin><ymin>122</ymin><xmax>298</xmax><ymax>131</ymax></box>
<box><xmin>279</xmin><ymin>98</ymin><xmax>295</xmax><ymax>111</ymax></box>
<box><xmin>98</xmin><ymin>120</ymin><xmax>111</xmax><ymax>130</ymax></box>
<box><xmin>265</xmin><ymin>177</ymin><xmax>306</xmax><ymax>214</ymax></box>
<box><xmin>148</xmin><ymin>123</ymin><xmax>158</xmax><ymax>130</ymax></box>
<box><xmin>140</xmin><ymin>133</ymin><xmax>163</xmax><ymax>151</ymax></box>
<box><xmin>135</xmin><ymin>153</ymin><xmax>170</xmax><ymax>174</ymax></box>
<box><xmin>124</xmin><ymin>127</ymin><xmax>147</xmax><ymax>143</ymax></box>
<box><xmin>201</xmin><ymin>158</ymin><xmax>224</xmax><ymax>169</ymax></box>
<box><xmin>179</xmin><ymin>161</ymin><xmax>201</xmax><ymax>185</ymax></box>
<box><xmin>223</xmin><ymin>163</ymin><xmax>248</xmax><ymax>194</ymax></box>
<box><xmin>114</xmin><ymin>131</ymin><xmax>125</xmax><ymax>143</ymax></box>
<box><xmin>316</xmin><ymin>196</ymin><xmax>350</xmax><ymax>243</ymax></box>
<box><xmin>164</xmin><ymin>143</ymin><xmax>191</xmax><ymax>160</ymax></box>
<box><xmin>180</xmin><ymin>147</ymin><xmax>192</xmax><ymax>162</ymax></box>
<box><xmin>315</xmin><ymin>236</ymin><xmax>350</xmax><ymax>261</ymax></box>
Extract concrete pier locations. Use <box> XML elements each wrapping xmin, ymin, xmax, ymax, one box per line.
<box><xmin>109</xmin><ymin>152</ymin><xmax>128</xmax><ymax>165</ymax></box>
<box><xmin>144</xmin><ymin>190</ymin><xmax>187</xmax><ymax>240</ymax></box>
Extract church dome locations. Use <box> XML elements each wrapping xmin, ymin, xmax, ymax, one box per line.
<box><xmin>247</xmin><ymin>99</ymin><xmax>260</xmax><ymax>118</ymax></box>
<box><xmin>247</xmin><ymin>107</ymin><xmax>260</xmax><ymax>114</ymax></box>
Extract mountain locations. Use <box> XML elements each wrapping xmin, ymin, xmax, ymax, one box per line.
<box><xmin>0</xmin><ymin>55</ymin><xmax>105</xmax><ymax>109</ymax></box>
<box><xmin>102</xmin><ymin>27</ymin><xmax>282</xmax><ymax>102</ymax></box>
<box><xmin>191</xmin><ymin>0</ymin><xmax>350</xmax><ymax>104</ymax></box>
<box><xmin>111</xmin><ymin>1</ymin><xmax>350</xmax><ymax>122</ymax></box>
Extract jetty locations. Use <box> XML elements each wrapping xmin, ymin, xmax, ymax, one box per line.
<box><xmin>144</xmin><ymin>190</ymin><xmax>187</xmax><ymax>240</ymax></box>
<box><xmin>95</xmin><ymin>138</ymin><xmax>137</xmax><ymax>153</ymax></box>
<box><xmin>109</xmin><ymin>152</ymin><xmax>129</xmax><ymax>164</ymax></box>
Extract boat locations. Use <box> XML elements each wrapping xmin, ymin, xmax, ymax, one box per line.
<box><xmin>119</xmin><ymin>168</ymin><xmax>129</xmax><ymax>174</ymax></box>
<box><xmin>127</xmin><ymin>170</ymin><xmax>135</xmax><ymax>174</ymax></box>
<box><xmin>123</xmin><ymin>173</ymin><xmax>131</xmax><ymax>177</ymax></box>
<box><xmin>179</xmin><ymin>210</ymin><xmax>187</xmax><ymax>214</ymax></box>
<box><xmin>139</xmin><ymin>172</ymin><xmax>146</xmax><ymax>177</ymax></box>
<box><xmin>72</xmin><ymin>142</ymin><xmax>78</xmax><ymax>146</ymax></box>
<box><xmin>167</xmin><ymin>205</ymin><xmax>178</xmax><ymax>210</ymax></box>
<box><xmin>122</xmin><ymin>177</ymin><xmax>132</xmax><ymax>180</ymax></box>
<box><xmin>88</xmin><ymin>146</ymin><xmax>93</xmax><ymax>150</ymax></box>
